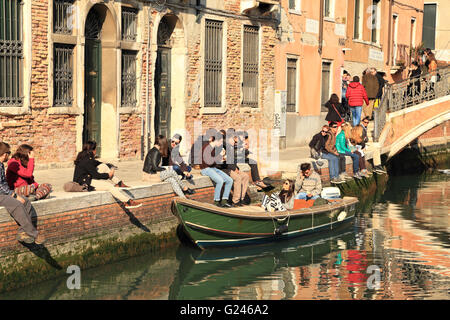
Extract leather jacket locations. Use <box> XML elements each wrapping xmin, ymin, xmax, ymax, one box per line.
<box><xmin>143</xmin><ymin>147</ymin><xmax>166</xmax><ymax>174</ymax></box>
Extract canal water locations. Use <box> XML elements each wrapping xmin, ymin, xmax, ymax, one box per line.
<box><xmin>1</xmin><ymin>171</ymin><xmax>449</xmax><ymax>300</ymax></box>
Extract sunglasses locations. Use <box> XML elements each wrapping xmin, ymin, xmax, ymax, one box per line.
<box><xmin>322</xmin><ymin>130</ymin><xmax>328</xmax><ymax>133</ymax></box>
<box><xmin>171</xmin><ymin>141</ymin><xmax>179</xmax><ymax>145</ymax></box>
<box><xmin>331</xmin><ymin>126</ymin><xmax>338</xmax><ymax>129</ymax></box>
<box><xmin>283</xmin><ymin>181</ymin><xmax>290</xmax><ymax>186</ymax></box>
<box><xmin>363</xmin><ymin>121</ymin><xmax>369</xmax><ymax>124</ymax></box>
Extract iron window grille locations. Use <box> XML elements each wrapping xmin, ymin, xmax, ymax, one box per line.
<box><xmin>121</xmin><ymin>50</ymin><xmax>137</xmax><ymax>108</ymax></box>
<box><xmin>204</xmin><ymin>19</ymin><xmax>223</xmax><ymax>108</ymax></box>
<box><xmin>53</xmin><ymin>0</ymin><xmax>74</xmax><ymax>35</ymax></box>
<box><xmin>286</xmin><ymin>58</ymin><xmax>297</xmax><ymax>112</ymax></box>
<box><xmin>354</xmin><ymin>0</ymin><xmax>361</xmax><ymax>39</ymax></box>
<box><xmin>122</xmin><ymin>7</ymin><xmax>137</xmax><ymax>41</ymax></box>
<box><xmin>324</xmin><ymin>0</ymin><xmax>331</xmax><ymax>17</ymax></box>
<box><xmin>0</xmin><ymin>0</ymin><xmax>23</xmax><ymax>107</ymax></box>
<box><xmin>53</xmin><ymin>44</ymin><xmax>74</xmax><ymax>107</ymax></box>
<box><xmin>242</xmin><ymin>25</ymin><xmax>259</xmax><ymax>108</ymax></box>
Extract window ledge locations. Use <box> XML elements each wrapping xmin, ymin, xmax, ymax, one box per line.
<box><xmin>352</xmin><ymin>38</ymin><xmax>382</xmax><ymax>49</ymax></box>
<box><xmin>48</xmin><ymin>106</ymin><xmax>81</xmax><ymax>115</ymax></box>
<box><xmin>288</xmin><ymin>10</ymin><xmax>302</xmax><ymax>16</ymax></box>
<box><xmin>120</xmin><ymin>41</ymin><xmax>140</xmax><ymax>51</ymax></box>
<box><xmin>201</xmin><ymin>106</ymin><xmax>227</xmax><ymax>115</ymax></box>
<box><xmin>324</xmin><ymin>17</ymin><xmax>335</xmax><ymax>23</ymax></box>
<box><xmin>119</xmin><ymin>107</ymin><xmax>139</xmax><ymax>114</ymax></box>
<box><xmin>0</xmin><ymin>106</ymin><xmax>31</xmax><ymax>116</ymax></box>
<box><xmin>51</xmin><ymin>34</ymin><xmax>77</xmax><ymax>45</ymax></box>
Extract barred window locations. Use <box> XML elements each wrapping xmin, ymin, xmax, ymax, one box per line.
<box><xmin>53</xmin><ymin>0</ymin><xmax>74</xmax><ymax>34</ymax></box>
<box><xmin>121</xmin><ymin>51</ymin><xmax>137</xmax><ymax>108</ymax></box>
<box><xmin>204</xmin><ymin>19</ymin><xmax>223</xmax><ymax>108</ymax></box>
<box><xmin>53</xmin><ymin>44</ymin><xmax>73</xmax><ymax>107</ymax></box>
<box><xmin>122</xmin><ymin>7</ymin><xmax>137</xmax><ymax>41</ymax></box>
<box><xmin>242</xmin><ymin>25</ymin><xmax>259</xmax><ymax>108</ymax></box>
<box><xmin>286</xmin><ymin>58</ymin><xmax>297</xmax><ymax>112</ymax></box>
<box><xmin>0</xmin><ymin>0</ymin><xmax>23</xmax><ymax>107</ymax></box>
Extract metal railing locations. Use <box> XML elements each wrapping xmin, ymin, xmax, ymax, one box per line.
<box><xmin>373</xmin><ymin>65</ymin><xmax>450</xmax><ymax>142</ymax></box>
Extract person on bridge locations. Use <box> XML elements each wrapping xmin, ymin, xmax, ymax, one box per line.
<box><xmin>324</xmin><ymin>93</ymin><xmax>346</xmax><ymax>127</ymax></box>
<box><xmin>362</xmin><ymin>68</ymin><xmax>379</xmax><ymax>120</ymax></box>
<box><xmin>346</xmin><ymin>76</ymin><xmax>369</xmax><ymax>127</ymax></box>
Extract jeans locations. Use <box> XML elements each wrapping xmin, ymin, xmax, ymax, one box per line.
<box><xmin>322</xmin><ymin>152</ymin><xmax>339</xmax><ymax>179</ymax></box>
<box><xmin>350</xmin><ymin>106</ymin><xmax>362</xmax><ymax>127</ymax></box>
<box><xmin>339</xmin><ymin>151</ymin><xmax>360</xmax><ymax>174</ymax></box>
<box><xmin>295</xmin><ymin>192</ymin><xmax>319</xmax><ymax>200</ymax></box>
<box><xmin>201</xmin><ymin>167</ymin><xmax>233</xmax><ymax>201</ymax></box>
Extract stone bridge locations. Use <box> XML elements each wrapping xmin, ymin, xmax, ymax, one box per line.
<box><xmin>373</xmin><ymin>66</ymin><xmax>450</xmax><ymax>160</ymax></box>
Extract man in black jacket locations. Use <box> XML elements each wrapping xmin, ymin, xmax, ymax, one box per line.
<box><xmin>308</xmin><ymin>125</ymin><xmax>330</xmax><ymax>166</ymax></box>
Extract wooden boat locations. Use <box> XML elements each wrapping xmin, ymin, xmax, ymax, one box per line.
<box><xmin>171</xmin><ymin>196</ymin><xmax>358</xmax><ymax>250</ymax></box>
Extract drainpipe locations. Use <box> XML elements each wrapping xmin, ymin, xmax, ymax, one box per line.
<box><xmin>318</xmin><ymin>0</ymin><xmax>324</xmax><ymax>55</ymax></box>
<box><xmin>386</xmin><ymin>0</ymin><xmax>393</xmax><ymax>66</ymax></box>
<box><xmin>145</xmin><ymin>6</ymin><xmax>152</xmax><ymax>158</ymax></box>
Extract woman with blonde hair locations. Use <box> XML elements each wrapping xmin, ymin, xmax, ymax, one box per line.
<box><xmin>350</xmin><ymin>125</ymin><xmax>371</xmax><ymax>177</ymax></box>
<box><xmin>335</xmin><ymin>122</ymin><xmax>362</xmax><ymax>179</ymax></box>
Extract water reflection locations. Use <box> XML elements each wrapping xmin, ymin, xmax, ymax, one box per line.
<box><xmin>0</xmin><ymin>173</ymin><xmax>449</xmax><ymax>300</ymax></box>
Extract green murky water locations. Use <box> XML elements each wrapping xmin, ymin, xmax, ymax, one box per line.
<box><xmin>1</xmin><ymin>172</ymin><xmax>449</xmax><ymax>300</ymax></box>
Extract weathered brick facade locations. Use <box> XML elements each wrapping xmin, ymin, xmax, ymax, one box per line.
<box><xmin>0</xmin><ymin>0</ymin><xmax>278</xmax><ymax>166</ymax></box>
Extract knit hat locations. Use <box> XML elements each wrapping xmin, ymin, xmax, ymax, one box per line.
<box><xmin>0</xmin><ymin>142</ymin><xmax>10</xmax><ymax>156</ymax></box>
<box><xmin>171</xmin><ymin>133</ymin><xmax>182</xmax><ymax>143</ymax></box>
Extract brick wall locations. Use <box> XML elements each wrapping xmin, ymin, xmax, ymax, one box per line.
<box><xmin>0</xmin><ymin>186</ymin><xmax>214</xmax><ymax>253</ymax></box>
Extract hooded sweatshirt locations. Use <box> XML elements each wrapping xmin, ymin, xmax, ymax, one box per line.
<box><xmin>346</xmin><ymin>81</ymin><xmax>369</xmax><ymax>107</ymax></box>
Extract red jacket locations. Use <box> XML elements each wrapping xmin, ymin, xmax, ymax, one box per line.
<box><xmin>6</xmin><ymin>158</ymin><xmax>38</xmax><ymax>190</ymax></box>
<box><xmin>346</xmin><ymin>82</ymin><xmax>369</xmax><ymax>107</ymax></box>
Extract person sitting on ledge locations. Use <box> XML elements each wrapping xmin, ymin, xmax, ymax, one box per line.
<box><xmin>73</xmin><ymin>141</ymin><xmax>142</xmax><ymax>209</ymax></box>
<box><xmin>6</xmin><ymin>144</ymin><xmax>52</xmax><ymax>201</ymax></box>
<box><xmin>143</xmin><ymin>135</ymin><xmax>195</xmax><ymax>198</ymax></box>
<box><xmin>0</xmin><ymin>142</ymin><xmax>45</xmax><ymax>244</ymax></box>
<box><xmin>294</xmin><ymin>163</ymin><xmax>322</xmax><ymax>200</ymax></box>
<box><xmin>199</xmin><ymin>129</ymin><xmax>234</xmax><ymax>208</ymax></box>
<box><xmin>169</xmin><ymin>134</ymin><xmax>193</xmax><ymax>180</ymax></box>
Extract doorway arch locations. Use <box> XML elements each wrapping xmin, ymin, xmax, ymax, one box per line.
<box><xmin>153</xmin><ymin>14</ymin><xmax>186</xmax><ymax>141</ymax></box>
<box><xmin>83</xmin><ymin>3</ymin><xmax>119</xmax><ymax>158</ymax></box>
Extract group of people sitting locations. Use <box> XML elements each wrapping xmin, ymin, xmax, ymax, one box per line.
<box><xmin>309</xmin><ymin>117</ymin><xmax>385</xmax><ymax>184</ymax></box>
<box><xmin>143</xmin><ymin>128</ymin><xmax>271</xmax><ymax>208</ymax></box>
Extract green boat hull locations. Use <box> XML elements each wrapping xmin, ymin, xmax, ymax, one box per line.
<box><xmin>171</xmin><ymin>197</ymin><xmax>358</xmax><ymax>249</ymax></box>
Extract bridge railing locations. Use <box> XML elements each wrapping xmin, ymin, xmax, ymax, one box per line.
<box><xmin>373</xmin><ymin>65</ymin><xmax>450</xmax><ymax>142</ymax></box>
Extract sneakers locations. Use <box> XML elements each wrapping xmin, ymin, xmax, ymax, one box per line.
<box><xmin>361</xmin><ymin>169</ymin><xmax>373</xmax><ymax>176</ymax></box>
<box><xmin>331</xmin><ymin>177</ymin><xmax>346</xmax><ymax>184</ymax></box>
<box><xmin>354</xmin><ymin>172</ymin><xmax>363</xmax><ymax>180</ymax></box>
<box><xmin>360</xmin><ymin>170</ymin><xmax>370</xmax><ymax>178</ymax></box>
<box><xmin>17</xmin><ymin>232</ymin><xmax>46</xmax><ymax>245</ymax></box>
<box><xmin>374</xmin><ymin>166</ymin><xmax>387</xmax><ymax>174</ymax></box>
<box><xmin>214</xmin><ymin>200</ymin><xmax>231</xmax><ymax>208</ymax></box>
<box><xmin>34</xmin><ymin>234</ymin><xmax>46</xmax><ymax>245</ymax></box>
<box><xmin>115</xmin><ymin>181</ymin><xmax>130</xmax><ymax>188</ymax></box>
<box><xmin>125</xmin><ymin>199</ymin><xmax>142</xmax><ymax>209</ymax></box>
<box><xmin>340</xmin><ymin>173</ymin><xmax>353</xmax><ymax>181</ymax></box>
<box><xmin>17</xmin><ymin>232</ymin><xmax>34</xmax><ymax>244</ymax></box>
<box><xmin>183</xmin><ymin>188</ymin><xmax>196</xmax><ymax>195</ymax></box>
